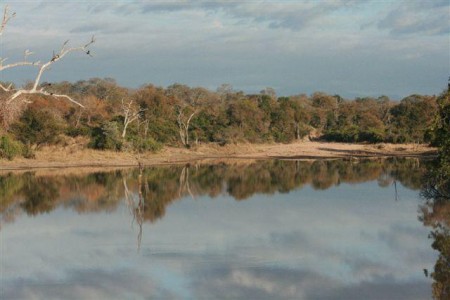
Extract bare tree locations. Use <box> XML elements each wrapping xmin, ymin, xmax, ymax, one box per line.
<box><xmin>167</xmin><ymin>84</ymin><xmax>211</xmax><ymax>147</ymax></box>
<box><xmin>121</xmin><ymin>98</ymin><xmax>146</xmax><ymax>139</ymax></box>
<box><xmin>0</xmin><ymin>5</ymin><xmax>94</xmax><ymax>109</ymax></box>
<box><xmin>176</xmin><ymin>105</ymin><xmax>197</xmax><ymax>147</ymax></box>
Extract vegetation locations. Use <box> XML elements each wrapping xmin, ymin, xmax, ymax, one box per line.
<box><xmin>420</xmin><ymin>87</ymin><xmax>450</xmax><ymax>300</ymax></box>
<box><xmin>0</xmin><ymin>78</ymin><xmax>443</xmax><ymax>159</ymax></box>
<box><xmin>0</xmin><ymin>135</ymin><xmax>22</xmax><ymax>160</ymax></box>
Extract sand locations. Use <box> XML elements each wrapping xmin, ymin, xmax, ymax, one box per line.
<box><xmin>0</xmin><ymin>141</ymin><xmax>436</xmax><ymax>171</ymax></box>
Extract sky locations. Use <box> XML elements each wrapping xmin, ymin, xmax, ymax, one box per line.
<box><xmin>0</xmin><ymin>0</ymin><xmax>449</xmax><ymax>99</ymax></box>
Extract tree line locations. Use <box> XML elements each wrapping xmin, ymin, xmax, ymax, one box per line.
<box><xmin>0</xmin><ymin>78</ymin><xmax>444</xmax><ymax>159</ymax></box>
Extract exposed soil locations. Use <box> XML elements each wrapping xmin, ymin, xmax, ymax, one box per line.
<box><xmin>0</xmin><ymin>141</ymin><xmax>437</xmax><ymax>171</ymax></box>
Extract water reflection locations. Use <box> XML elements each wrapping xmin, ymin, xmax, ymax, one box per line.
<box><xmin>0</xmin><ymin>158</ymin><xmax>437</xmax><ymax>299</ymax></box>
<box><xmin>419</xmin><ymin>158</ymin><xmax>450</xmax><ymax>299</ymax></box>
<box><xmin>0</xmin><ymin>158</ymin><xmax>427</xmax><ymax>227</ymax></box>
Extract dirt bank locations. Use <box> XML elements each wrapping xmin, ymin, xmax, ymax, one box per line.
<box><xmin>0</xmin><ymin>141</ymin><xmax>437</xmax><ymax>170</ymax></box>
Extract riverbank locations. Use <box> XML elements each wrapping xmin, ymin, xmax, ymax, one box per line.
<box><xmin>0</xmin><ymin>141</ymin><xmax>437</xmax><ymax>170</ymax></box>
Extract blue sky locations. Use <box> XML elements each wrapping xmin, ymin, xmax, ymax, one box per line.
<box><xmin>1</xmin><ymin>0</ymin><xmax>449</xmax><ymax>99</ymax></box>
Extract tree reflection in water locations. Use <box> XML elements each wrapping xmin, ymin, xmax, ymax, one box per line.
<box><xmin>0</xmin><ymin>158</ymin><xmax>440</xmax><ymax>278</ymax></box>
<box><xmin>1</xmin><ymin>157</ymin><xmax>445</xmax><ymax>294</ymax></box>
<box><xmin>0</xmin><ymin>158</ymin><xmax>429</xmax><ymax>227</ymax></box>
<box><xmin>420</xmin><ymin>158</ymin><xmax>450</xmax><ymax>299</ymax></box>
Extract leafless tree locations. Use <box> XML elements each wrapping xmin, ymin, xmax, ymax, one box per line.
<box><xmin>0</xmin><ymin>5</ymin><xmax>94</xmax><ymax>109</ymax></box>
<box><xmin>121</xmin><ymin>98</ymin><xmax>146</xmax><ymax>139</ymax></box>
<box><xmin>167</xmin><ymin>85</ymin><xmax>211</xmax><ymax>146</ymax></box>
<box><xmin>176</xmin><ymin>105</ymin><xmax>197</xmax><ymax>147</ymax></box>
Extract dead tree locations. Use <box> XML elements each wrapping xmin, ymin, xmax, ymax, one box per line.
<box><xmin>176</xmin><ymin>105</ymin><xmax>197</xmax><ymax>147</ymax></box>
<box><xmin>6</xmin><ymin>37</ymin><xmax>95</xmax><ymax>107</ymax></box>
<box><xmin>0</xmin><ymin>5</ymin><xmax>39</xmax><ymax>91</ymax></box>
<box><xmin>167</xmin><ymin>85</ymin><xmax>211</xmax><ymax>147</ymax></box>
<box><xmin>0</xmin><ymin>5</ymin><xmax>94</xmax><ymax>109</ymax></box>
<box><xmin>121</xmin><ymin>98</ymin><xmax>146</xmax><ymax>139</ymax></box>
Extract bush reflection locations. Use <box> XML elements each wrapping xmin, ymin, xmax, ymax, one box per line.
<box><xmin>1</xmin><ymin>158</ymin><xmax>428</xmax><ymax>226</ymax></box>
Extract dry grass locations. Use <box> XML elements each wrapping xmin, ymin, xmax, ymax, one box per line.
<box><xmin>0</xmin><ymin>141</ymin><xmax>437</xmax><ymax>171</ymax></box>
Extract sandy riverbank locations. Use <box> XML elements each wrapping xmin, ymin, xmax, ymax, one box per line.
<box><xmin>0</xmin><ymin>141</ymin><xmax>437</xmax><ymax>171</ymax></box>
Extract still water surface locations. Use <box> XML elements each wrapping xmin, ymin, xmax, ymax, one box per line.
<box><xmin>0</xmin><ymin>158</ymin><xmax>436</xmax><ymax>299</ymax></box>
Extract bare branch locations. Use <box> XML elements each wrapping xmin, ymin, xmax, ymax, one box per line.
<box><xmin>33</xmin><ymin>37</ymin><xmax>95</xmax><ymax>91</ymax></box>
<box><xmin>0</xmin><ymin>6</ymin><xmax>94</xmax><ymax>110</ymax></box>
<box><xmin>0</xmin><ymin>82</ymin><xmax>13</xmax><ymax>92</ymax></box>
<box><xmin>7</xmin><ymin>89</ymin><xmax>85</xmax><ymax>107</ymax></box>
<box><xmin>5</xmin><ymin>37</ymin><xmax>95</xmax><ymax>107</ymax></box>
<box><xmin>0</xmin><ymin>5</ymin><xmax>15</xmax><ymax>36</ymax></box>
<box><xmin>0</xmin><ymin>8</ymin><xmax>39</xmax><ymax>72</ymax></box>
<box><xmin>0</xmin><ymin>60</ymin><xmax>40</xmax><ymax>72</ymax></box>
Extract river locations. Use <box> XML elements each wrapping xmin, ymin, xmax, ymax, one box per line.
<box><xmin>0</xmin><ymin>158</ymin><xmax>438</xmax><ymax>299</ymax></box>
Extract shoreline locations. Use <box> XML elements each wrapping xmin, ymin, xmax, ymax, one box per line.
<box><xmin>0</xmin><ymin>141</ymin><xmax>437</xmax><ymax>171</ymax></box>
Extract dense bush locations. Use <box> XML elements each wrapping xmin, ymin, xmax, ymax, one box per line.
<box><xmin>66</xmin><ymin>125</ymin><xmax>91</xmax><ymax>137</ymax></box>
<box><xmin>323</xmin><ymin>127</ymin><xmax>384</xmax><ymax>143</ymax></box>
<box><xmin>11</xmin><ymin>108</ymin><xmax>64</xmax><ymax>148</ymax></box>
<box><xmin>89</xmin><ymin>121</ymin><xmax>123</xmax><ymax>151</ymax></box>
<box><xmin>130</xmin><ymin>136</ymin><xmax>163</xmax><ymax>153</ymax></box>
<box><xmin>0</xmin><ymin>135</ymin><xmax>23</xmax><ymax>160</ymax></box>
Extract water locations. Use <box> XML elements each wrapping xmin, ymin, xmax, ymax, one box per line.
<box><xmin>0</xmin><ymin>158</ymin><xmax>437</xmax><ymax>299</ymax></box>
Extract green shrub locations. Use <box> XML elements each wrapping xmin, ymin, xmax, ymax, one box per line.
<box><xmin>11</xmin><ymin>108</ymin><xmax>64</xmax><ymax>148</ymax></box>
<box><xmin>89</xmin><ymin>121</ymin><xmax>123</xmax><ymax>151</ymax></box>
<box><xmin>131</xmin><ymin>136</ymin><xmax>163</xmax><ymax>153</ymax></box>
<box><xmin>0</xmin><ymin>136</ymin><xmax>23</xmax><ymax>160</ymax></box>
<box><xmin>358</xmin><ymin>129</ymin><xmax>385</xmax><ymax>143</ymax></box>
<box><xmin>323</xmin><ymin>127</ymin><xmax>384</xmax><ymax>144</ymax></box>
<box><xmin>66</xmin><ymin>125</ymin><xmax>90</xmax><ymax>137</ymax></box>
<box><xmin>323</xmin><ymin>126</ymin><xmax>359</xmax><ymax>143</ymax></box>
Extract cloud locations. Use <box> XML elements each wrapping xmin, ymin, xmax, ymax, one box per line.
<box><xmin>190</xmin><ymin>266</ymin><xmax>334</xmax><ymax>300</ymax></box>
<box><xmin>189</xmin><ymin>264</ymin><xmax>430</xmax><ymax>300</ymax></box>
<box><xmin>312</xmin><ymin>279</ymin><xmax>430</xmax><ymax>300</ymax></box>
<box><xmin>377</xmin><ymin>0</ymin><xmax>449</xmax><ymax>36</ymax></box>
<box><xmin>110</xmin><ymin>0</ymin><xmax>364</xmax><ymax>31</ymax></box>
<box><xmin>70</xmin><ymin>22</ymin><xmax>133</xmax><ymax>35</ymax></box>
<box><xmin>3</xmin><ymin>268</ymin><xmax>177</xmax><ymax>300</ymax></box>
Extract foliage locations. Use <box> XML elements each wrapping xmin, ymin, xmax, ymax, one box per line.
<box><xmin>130</xmin><ymin>136</ymin><xmax>162</xmax><ymax>153</ymax></box>
<box><xmin>0</xmin><ymin>135</ymin><xmax>23</xmax><ymax>160</ymax></box>
<box><xmin>10</xmin><ymin>107</ymin><xmax>64</xmax><ymax>148</ymax></box>
<box><xmin>433</xmin><ymin>89</ymin><xmax>450</xmax><ymax>163</ymax></box>
<box><xmin>387</xmin><ymin>95</ymin><xmax>437</xmax><ymax>143</ymax></box>
<box><xmin>89</xmin><ymin>121</ymin><xmax>123</xmax><ymax>151</ymax></box>
<box><xmin>65</xmin><ymin>125</ymin><xmax>91</xmax><ymax>137</ymax></box>
<box><xmin>323</xmin><ymin>127</ymin><xmax>384</xmax><ymax>143</ymax></box>
<box><xmin>429</xmin><ymin>225</ymin><xmax>450</xmax><ymax>299</ymax></box>
<box><xmin>0</xmin><ymin>78</ymin><xmax>443</xmax><ymax>158</ymax></box>
<box><xmin>419</xmin><ymin>88</ymin><xmax>450</xmax><ymax>300</ymax></box>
